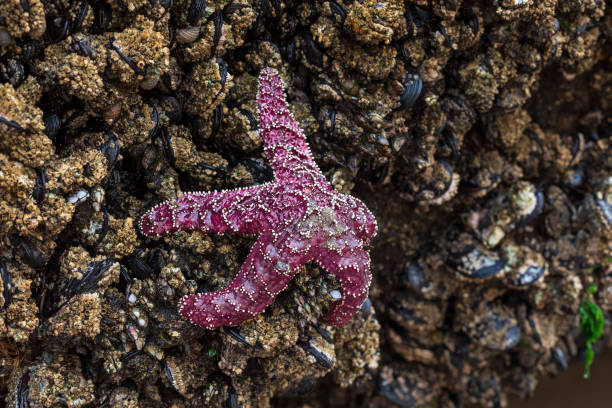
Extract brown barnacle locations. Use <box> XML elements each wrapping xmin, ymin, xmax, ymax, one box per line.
<box><xmin>6</xmin><ymin>358</ymin><xmax>95</xmax><ymax>408</ymax></box>
<box><xmin>46</xmin><ymin>292</ymin><xmax>102</xmax><ymax>339</ymax></box>
<box><xmin>176</xmin><ymin>26</ymin><xmax>201</xmax><ymax>44</ymax></box>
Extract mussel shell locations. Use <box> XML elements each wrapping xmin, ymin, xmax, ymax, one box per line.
<box><xmin>400</xmin><ymin>72</ymin><xmax>423</xmax><ymax>109</ymax></box>
<box><xmin>32</xmin><ymin>168</ymin><xmax>46</xmax><ymax>203</ymax></box>
<box><xmin>71</xmin><ymin>2</ymin><xmax>90</xmax><ymax>32</ymax></box>
<box><xmin>70</xmin><ymin>38</ymin><xmax>96</xmax><ymax>59</ymax></box>
<box><xmin>300</xmin><ymin>339</ymin><xmax>334</xmax><ymax>369</ymax></box>
<box><xmin>0</xmin><ymin>261</ymin><xmax>12</xmax><ymax>307</ymax></box>
<box><xmin>99</xmin><ymin>132</ymin><xmax>120</xmax><ymax>168</ymax></box>
<box><xmin>551</xmin><ymin>347</ymin><xmax>568</xmax><ymax>371</ymax></box>
<box><xmin>43</xmin><ymin>113</ymin><xmax>61</xmax><ymax>137</ymax></box>
<box><xmin>516</xmin><ymin>190</ymin><xmax>544</xmax><ymax>227</ymax></box>
<box><xmin>304</xmin><ymin>33</ymin><xmax>324</xmax><ymax>68</ymax></box>
<box><xmin>595</xmin><ymin>186</ymin><xmax>612</xmax><ymax>228</ymax></box>
<box><xmin>64</xmin><ymin>258</ymin><xmax>115</xmax><ymax>298</ymax></box>
<box><xmin>12</xmin><ymin>236</ymin><xmax>46</xmax><ymax>269</ymax></box>
<box><xmin>212</xmin><ymin>11</ymin><xmax>223</xmax><ymax>50</ymax></box>
<box><xmin>187</xmin><ymin>0</ymin><xmax>207</xmax><ymax>25</ymax></box>
<box><xmin>238</xmin><ymin>108</ymin><xmax>258</xmax><ymax>130</ymax></box>
<box><xmin>505</xmin><ymin>264</ymin><xmax>546</xmax><ymax>287</ymax></box>
<box><xmin>210</xmin><ymin>104</ymin><xmax>223</xmax><ymax>138</ymax></box>
<box><xmin>451</xmin><ymin>248</ymin><xmax>505</xmax><ymax>279</ymax></box>
<box><xmin>329</xmin><ymin>1</ymin><xmax>347</xmax><ymax>23</ymax></box>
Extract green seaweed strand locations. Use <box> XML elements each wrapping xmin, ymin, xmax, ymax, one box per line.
<box><xmin>578</xmin><ymin>285</ymin><xmax>604</xmax><ymax>379</ymax></box>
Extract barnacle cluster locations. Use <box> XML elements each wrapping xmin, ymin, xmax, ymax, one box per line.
<box><xmin>0</xmin><ymin>0</ymin><xmax>610</xmax><ymax>406</ymax></box>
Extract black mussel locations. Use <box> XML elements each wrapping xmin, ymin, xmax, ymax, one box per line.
<box><xmin>43</xmin><ymin>113</ymin><xmax>61</xmax><ymax>137</ymax></box>
<box><xmin>0</xmin><ymin>59</ymin><xmax>24</xmax><ymax>87</ymax></box>
<box><xmin>126</xmin><ymin>254</ymin><xmax>155</xmax><ymax>279</ymax></box>
<box><xmin>304</xmin><ymin>33</ymin><xmax>324</xmax><ymax>68</ymax></box>
<box><xmin>226</xmin><ymin>389</ymin><xmax>239</xmax><ymax>408</ymax></box>
<box><xmin>516</xmin><ymin>190</ymin><xmax>544</xmax><ymax>227</ymax></box>
<box><xmin>329</xmin><ymin>1</ymin><xmax>347</xmax><ymax>24</ymax></box>
<box><xmin>187</xmin><ymin>0</ymin><xmax>207</xmax><ymax>24</ymax></box>
<box><xmin>509</xmin><ymin>264</ymin><xmax>545</xmax><ymax>287</ymax></box>
<box><xmin>281</xmin><ymin>40</ymin><xmax>297</xmax><ymax>64</ymax></box>
<box><xmin>162</xmin><ymin>96</ymin><xmax>182</xmax><ymax>122</ymax></box>
<box><xmin>119</xmin><ymin>265</ymin><xmax>131</xmax><ymax>292</ymax></box>
<box><xmin>463</xmin><ymin>7</ymin><xmax>479</xmax><ymax>35</ymax></box>
<box><xmin>32</xmin><ymin>168</ymin><xmax>46</xmax><ymax>203</ymax></box>
<box><xmin>49</xmin><ymin>16</ymin><xmax>70</xmax><ymax>43</ymax></box>
<box><xmin>212</xmin><ymin>11</ymin><xmax>224</xmax><ymax>50</ymax></box>
<box><xmin>71</xmin><ymin>2</ymin><xmax>90</xmax><ymax>32</ymax></box>
<box><xmin>97</xmin><ymin>207</ymin><xmax>110</xmax><ymax>244</ymax></box>
<box><xmin>210</xmin><ymin>105</ymin><xmax>223</xmax><ymax>138</ymax></box>
<box><xmin>20</xmin><ymin>0</ymin><xmax>30</xmax><ymax>12</ymax></box>
<box><xmin>122</xmin><ymin>350</ymin><xmax>142</xmax><ymax>362</ymax></box>
<box><xmin>158</xmin><ymin>127</ymin><xmax>175</xmax><ymax>164</ymax></box>
<box><xmin>17</xmin><ymin>369</ymin><xmax>30</xmax><ymax>407</ymax></box>
<box><xmin>147</xmin><ymin>103</ymin><xmax>160</xmax><ymax>138</ymax></box>
<box><xmin>596</xmin><ymin>195</ymin><xmax>612</xmax><ymax>229</ymax></box>
<box><xmin>20</xmin><ymin>40</ymin><xmax>39</xmax><ymax>62</ymax></box>
<box><xmin>240</xmin><ymin>158</ymin><xmax>273</xmax><ymax>184</ymax></box>
<box><xmin>94</xmin><ymin>2</ymin><xmax>112</xmax><ymax>32</ymax></box>
<box><xmin>238</xmin><ymin>108</ymin><xmax>258</xmax><ymax>130</ymax></box>
<box><xmin>450</xmin><ymin>246</ymin><xmax>505</xmax><ymax>280</ymax></box>
<box><xmin>551</xmin><ymin>347</ymin><xmax>568</xmax><ymax>371</ymax></box>
<box><xmin>64</xmin><ymin>258</ymin><xmax>115</xmax><ymax>298</ymax></box>
<box><xmin>1</xmin><ymin>261</ymin><xmax>12</xmax><ymax>307</ymax></box>
<box><xmin>12</xmin><ymin>236</ymin><xmax>46</xmax><ymax>269</ymax></box>
<box><xmin>70</xmin><ymin>38</ymin><xmax>96</xmax><ymax>58</ymax></box>
<box><xmin>400</xmin><ymin>72</ymin><xmax>422</xmax><ymax>109</ymax></box>
<box><xmin>109</xmin><ymin>39</ymin><xmax>145</xmax><ymax>76</ymax></box>
<box><xmin>360</xmin><ymin>297</ymin><xmax>373</xmax><ymax>317</ymax></box>
<box><xmin>300</xmin><ymin>339</ymin><xmax>334</xmax><ymax>369</ymax></box>
<box><xmin>222</xmin><ymin>327</ymin><xmax>262</xmax><ymax>349</ymax></box>
<box><xmin>99</xmin><ymin>132</ymin><xmax>120</xmax><ymax>168</ymax></box>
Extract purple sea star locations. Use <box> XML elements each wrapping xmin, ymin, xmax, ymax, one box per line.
<box><xmin>139</xmin><ymin>67</ymin><xmax>377</xmax><ymax>329</ymax></box>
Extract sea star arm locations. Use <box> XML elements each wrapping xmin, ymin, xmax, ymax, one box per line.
<box><xmin>139</xmin><ymin>185</ymin><xmax>275</xmax><ymax>237</ymax></box>
<box><xmin>314</xmin><ymin>246</ymin><xmax>372</xmax><ymax>326</ymax></box>
<box><xmin>257</xmin><ymin>68</ymin><xmax>323</xmax><ymax>183</ymax></box>
<box><xmin>178</xmin><ymin>230</ymin><xmax>305</xmax><ymax>328</ymax></box>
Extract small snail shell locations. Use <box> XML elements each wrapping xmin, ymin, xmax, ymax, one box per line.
<box><xmin>176</xmin><ymin>26</ymin><xmax>200</xmax><ymax>44</ymax></box>
<box><xmin>140</xmin><ymin>74</ymin><xmax>160</xmax><ymax>90</ymax></box>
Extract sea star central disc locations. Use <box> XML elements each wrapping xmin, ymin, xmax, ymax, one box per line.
<box><xmin>140</xmin><ymin>67</ymin><xmax>377</xmax><ymax>329</ymax></box>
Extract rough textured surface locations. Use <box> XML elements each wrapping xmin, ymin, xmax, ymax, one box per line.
<box><xmin>0</xmin><ymin>0</ymin><xmax>610</xmax><ymax>407</ymax></box>
<box><xmin>141</xmin><ymin>68</ymin><xmax>377</xmax><ymax>328</ymax></box>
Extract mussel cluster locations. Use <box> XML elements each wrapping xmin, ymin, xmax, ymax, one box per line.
<box><xmin>0</xmin><ymin>0</ymin><xmax>610</xmax><ymax>406</ymax></box>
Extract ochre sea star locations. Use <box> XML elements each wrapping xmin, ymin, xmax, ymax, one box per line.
<box><xmin>139</xmin><ymin>67</ymin><xmax>377</xmax><ymax>329</ymax></box>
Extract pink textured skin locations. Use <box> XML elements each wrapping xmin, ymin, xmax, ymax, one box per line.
<box><xmin>139</xmin><ymin>67</ymin><xmax>377</xmax><ymax>329</ymax></box>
